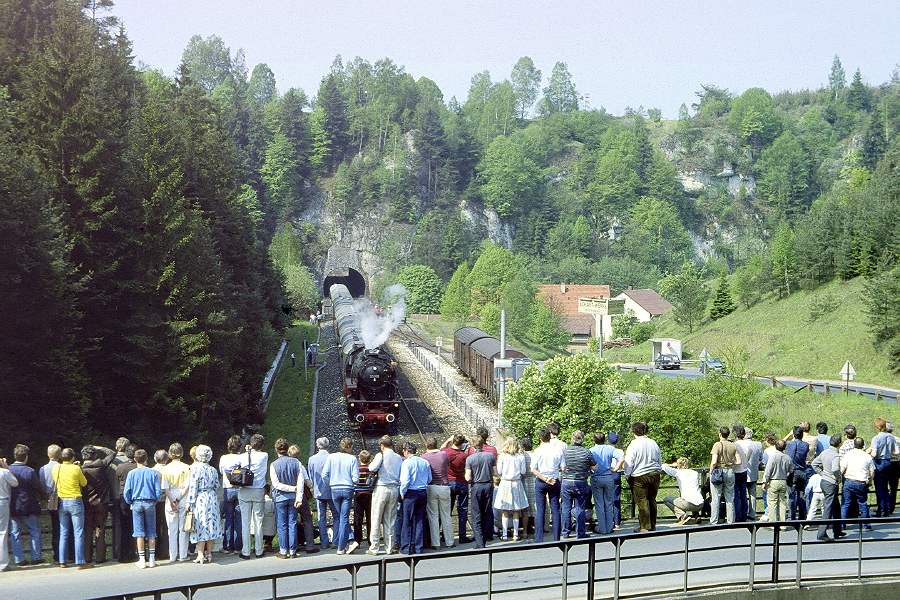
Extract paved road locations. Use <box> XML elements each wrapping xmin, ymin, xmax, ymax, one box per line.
<box><xmin>5</xmin><ymin>522</ymin><xmax>899</xmax><ymax>600</ymax></box>
<box><xmin>615</xmin><ymin>363</ymin><xmax>899</xmax><ymax>402</ymax></box>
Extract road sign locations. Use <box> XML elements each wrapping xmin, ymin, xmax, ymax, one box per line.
<box><xmin>699</xmin><ymin>348</ymin><xmax>710</xmax><ymax>360</ymax></box>
<box><xmin>435</xmin><ymin>336</ymin><xmax>443</xmax><ymax>348</ymax></box>
<box><xmin>578</xmin><ymin>297</ymin><xmax>626</xmax><ymax>316</ymax></box>
<box><xmin>494</xmin><ymin>358</ymin><xmax>513</xmax><ymax>369</ymax></box>
<box><xmin>839</xmin><ymin>360</ymin><xmax>856</xmax><ymax>381</ymax></box>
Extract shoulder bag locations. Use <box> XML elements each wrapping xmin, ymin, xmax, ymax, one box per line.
<box><xmin>227</xmin><ymin>449</ymin><xmax>255</xmax><ymax>487</ymax></box>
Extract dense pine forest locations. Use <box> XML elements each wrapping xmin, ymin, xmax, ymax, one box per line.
<box><xmin>2</xmin><ymin>1</ymin><xmax>898</xmax><ymax>450</ymax></box>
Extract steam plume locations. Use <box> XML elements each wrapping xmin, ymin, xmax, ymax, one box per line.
<box><xmin>353</xmin><ymin>284</ymin><xmax>407</xmax><ymax>349</ymax></box>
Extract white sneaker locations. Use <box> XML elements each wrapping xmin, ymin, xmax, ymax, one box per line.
<box><xmin>137</xmin><ymin>559</ymin><xmax>146</xmax><ymax>569</ymax></box>
<box><xmin>365</xmin><ymin>548</ymin><xmax>379</xmax><ymax>556</ymax></box>
<box><xmin>148</xmin><ymin>558</ymin><xmax>156</xmax><ymax>568</ymax></box>
<box><xmin>336</xmin><ymin>549</ymin><xmax>345</xmax><ymax>555</ymax></box>
<box><xmin>346</xmin><ymin>541</ymin><xmax>360</xmax><ymax>554</ymax></box>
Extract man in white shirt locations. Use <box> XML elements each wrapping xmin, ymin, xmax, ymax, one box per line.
<box><xmin>623</xmin><ymin>421</ymin><xmax>661</xmax><ymax>532</ymax></box>
<box><xmin>0</xmin><ymin>458</ymin><xmax>19</xmax><ymax>572</ymax></box>
<box><xmin>531</xmin><ymin>427</ymin><xmax>565</xmax><ymax>542</ymax></box>
<box><xmin>732</xmin><ymin>425</ymin><xmax>753</xmax><ymax>522</ymax></box>
<box><xmin>840</xmin><ymin>437</ymin><xmax>874</xmax><ymax>529</ymax></box>
<box><xmin>238</xmin><ymin>434</ymin><xmax>269</xmax><ymax>559</ymax></box>
<box><xmin>367</xmin><ymin>436</ymin><xmax>403</xmax><ymax>555</ymax></box>
<box><xmin>736</xmin><ymin>428</ymin><xmax>763</xmax><ymax>521</ymax></box>
<box><xmin>661</xmin><ymin>458</ymin><xmax>703</xmax><ymax>524</ymax></box>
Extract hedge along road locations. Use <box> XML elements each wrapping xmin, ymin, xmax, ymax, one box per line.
<box><xmin>614</xmin><ymin>363</ymin><xmax>900</xmax><ymax>403</ymax></box>
<box><xmin>5</xmin><ymin>521</ymin><xmax>899</xmax><ymax>600</ymax></box>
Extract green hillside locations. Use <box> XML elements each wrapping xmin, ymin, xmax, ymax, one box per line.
<box><xmin>605</xmin><ymin>277</ymin><xmax>899</xmax><ymax>388</ymax></box>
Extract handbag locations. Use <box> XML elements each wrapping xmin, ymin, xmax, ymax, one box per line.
<box><xmin>183</xmin><ymin>509</ymin><xmax>195</xmax><ymax>533</ymax></box>
<box><xmin>227</xmin><ymin>449</ymin><xmax>255</xmax><ymax>487</ymax></box>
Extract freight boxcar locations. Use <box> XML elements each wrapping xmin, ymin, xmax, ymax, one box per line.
<box><xmin>453</xmin><ymin>327</ymin><xmax>491</xmax><ymax>378</ymax></box>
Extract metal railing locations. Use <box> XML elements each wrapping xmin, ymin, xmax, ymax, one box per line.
<box><xmin>111</xmin><ymin>516</ymin><xmax>900</xmax><ymax>600</ymax></box>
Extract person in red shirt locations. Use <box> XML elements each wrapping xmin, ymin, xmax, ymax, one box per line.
<box><xmin>441</xmin><ymin>435</ymin><xmax>472</xmax><ymax>544</ymax></box>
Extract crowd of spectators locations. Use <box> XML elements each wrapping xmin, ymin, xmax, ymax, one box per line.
<box><xmin>0</xmin><ymin>418</ymin><xmax>897</xmax><ymax>573</ymax></box>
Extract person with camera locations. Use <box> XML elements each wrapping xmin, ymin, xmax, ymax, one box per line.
<box><xmin>0</xmin><ymin>456</ymin><xmax>20</xmax><ymax>572</ymax></box>
<box><xmin>53</xmin><ymin>448</ymin><xmax>88</xmax><ymax>568</ymax></box>
<box><xmin>238</xmin><ymin>434</ymin><xmax>269</xmax><ymax>559</ymax></box>
<box><xmin>80</xmin><ymin>444</ymin><xmax>117</xmax><ymax>564</ymax></box>
<box><xmin>218</xmin><ymin>435</ymin><xmax>243</xmax><ymax>554</ymax></box>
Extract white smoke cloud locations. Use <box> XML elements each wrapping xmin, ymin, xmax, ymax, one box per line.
<box><xmin>353</xmin><ymin>284</ymin><xmax>407</xmax><ymax>349</ymax></box>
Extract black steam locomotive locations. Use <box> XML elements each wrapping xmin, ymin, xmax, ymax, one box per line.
<box><xmin>329</xmin><ymin>283</ymin><xmax>400</xmax><ymax>429</ymax></box>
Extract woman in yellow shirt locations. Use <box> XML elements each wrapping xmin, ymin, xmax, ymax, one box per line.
<box><xmin>53</xmin><ymin>448</ymin><xmax>89</xmax><ymax>568</ymax></box>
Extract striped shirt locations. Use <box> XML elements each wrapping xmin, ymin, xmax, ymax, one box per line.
<box><xmin>355</xmin><ymin>464</ymin><xmax>373</xmax><ymax>494</ymax></box>
<box><xmin>561</xmin><ymin>445</ymin><xmax>593</xmax><ymax>481</ymax></box>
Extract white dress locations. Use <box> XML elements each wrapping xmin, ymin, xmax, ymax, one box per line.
<box><xmin>494</xmin><ymin>453</ymin><xmax>528</xmax><ymax>511</ymax></box>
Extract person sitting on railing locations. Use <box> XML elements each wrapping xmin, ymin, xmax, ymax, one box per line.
<box><xmin>811</xmin><ymin>434</ymin><xmax>844</xmax><ymax>541</ymax></box>
<box><xmin>623</xmin><ymin>422</ymin><xmax>662</xmax><ymax>533</ymax></box>
<box><xmin>762</xmin><ymin>440</ymin><xmax>793</xmax><ymax>523</ymax></box>
<box><xmin>839</xmin><ymin>425</ymin><xmax>865</xmax><ymax>456</ymax></box>
<box><xmin>662</xmin><ymin>458</ymin><xmax>704</xmax><ymax>525</ymax></box>
<box><xmin>841</xmin><ymin>437</ymin><xmax>874</xmax><ymax>531</ymax></box>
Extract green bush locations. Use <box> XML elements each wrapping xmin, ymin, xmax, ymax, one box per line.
<box><xmin>397</xmin><ymin>264</ymin><xmax>443</xmax><ymax>314</ymax></box>
<box><xmin>635</xmin><ymin>376</ymin><xmax>716</xmax><ymax>465</ymax></box>
<box><xmin>503</xmin><ymin>353</ymin><xmax>627</xmax><ymax>441</ymax></box>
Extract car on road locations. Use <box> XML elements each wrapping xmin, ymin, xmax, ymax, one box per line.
<box><xmin>654</xmin><ymin>353</ymin><xmax>681</xmax><ymax>370</ymax></box>
<box><xmin>701</xmin><ymin>357</ymin><xmax>726</xmax><ymax>374</ymax></box>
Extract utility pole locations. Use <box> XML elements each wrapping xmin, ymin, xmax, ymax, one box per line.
<box><xmin>498</xmin><ymin>309</ymin><xmax>506</xmax><ymax>424</ymax></box>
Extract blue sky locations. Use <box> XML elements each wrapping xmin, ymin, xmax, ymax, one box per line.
<box><xmin>112</xmin><ymin>0</ymin><xmax>899</xmax><ymax>117</ymax></box>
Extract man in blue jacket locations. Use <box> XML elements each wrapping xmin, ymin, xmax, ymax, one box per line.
<box><xmin>9</xmin><ymin>445</ymin><xmax>44</xmax><ymax>566</ymax></box>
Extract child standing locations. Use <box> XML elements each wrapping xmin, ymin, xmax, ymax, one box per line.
<box><xmin>348</xmin><ymin>451</ymin><xmax>374</xmax><ymax>554</ymax></box>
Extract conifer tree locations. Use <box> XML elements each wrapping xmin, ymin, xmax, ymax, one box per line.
<box><xmin>709</xmin><ymin>276</ymin><xmax>736</xmax><ymax>319</ymax></box>
<box><xmin>847</xmin><ymin>68</ymin><xmax>872</xmax><ymax>112</ymax></box>
<box><xmin>440</xmin><ymin>262</ymin><xmax>471</xmax><ymax>321</ymax></box>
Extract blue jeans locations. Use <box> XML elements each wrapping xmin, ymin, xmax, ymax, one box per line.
<box><xmin>561</xmin><ymin>480</ymin><xmax>590</xmax><ymax>538</ymax></box>
<box><xmin>222</xmin><ymin>488</ymin><xmax>242</xmax><ymax>551</ymax></box>
<box><xmin>873</xmin><ymin>458</ymin><xmax>892</xmax><ymax>517</ymax></box>
<box><xmin>10</xmin><ymin>514</ymin><xmax>42</xmax><ymax>563</ymax></box>
<box><xmin>734</xmin><ymin>471</ymin><xmax>749</xmax><ymax>522</ymax></box>
<box><xmin>613</xmin><ymin>476</ymin><xmax>622</xmax><ymax>526</ymax></box>
<box><xmin>449</xmin><ymin>481</ymin><xmax>469</xmax><ymax>541</ymax></box>
<box><xmin>790</xmin><ymin>468</ymin><xmax>810</xmax><ymax>520</ymax></box>
<box><xmin>591</xmin><ymin>476</ymin><xmax>616</xmax><ymax>534</ymax></box>
<box><xmin>841</xmin><ymin>480</ymin><xmax>871</xmax><ymax>528</ymax></box>
<box><xmin>534</xmin><ymin>479</ymin><xmax>561</xmax><ymax>542</ymax></box>
<box><xmin>316</xmin><ymin>498</ymin><xmax>336</xmax><ymax>548</ymax></box>
<box><xmin>331</xmin><ymin>489</ymin><xmax>353</xmax><ymax>552</ymax></box>
<box><xmin>59</xmin><ymin>498</ymin><xmax>86</xmax><ymax>565</ymax></box>
<box><xmin>275</xmin><ymin>499</ymin><xmax>298</xmax><ymax>554</ymax></box>
<box><xmin>400</xmin><ymin>489</ymin><xmax>427</xmax><ymax>554</ymax></box>
<box><xmin>131</xmin><ymin>501</ymin><xmax>156</xmax><ymax>539</ymax></box>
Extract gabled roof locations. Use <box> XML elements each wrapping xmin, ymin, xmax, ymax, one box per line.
<box><xmin>562</xmin><ymin>315</ymin><xmax>594</xmax><ymax>336</ymax></box>
<box><xmin>537</xmin><ymin>284</ymin><xmax>611</xmax><ymax>317</ymax></box>
<box><xmin>618</xmin><ymin>289</ymin><xmax>673</xmax><ymax>316</ymax></box>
